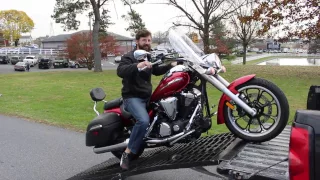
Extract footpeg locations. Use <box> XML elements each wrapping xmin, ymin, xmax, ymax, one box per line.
<box><xmin>210</xmin><ymin>111</ymin><xmax>217</xmax><ymax>117</ymax></box>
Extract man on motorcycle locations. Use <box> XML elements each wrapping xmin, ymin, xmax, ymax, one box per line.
<box><xmin>117</xmin><ymin>29</ymin><xmax>177</xmax><ymax>170</ymax></box>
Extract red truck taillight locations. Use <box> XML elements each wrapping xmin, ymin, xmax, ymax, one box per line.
<box><xmin>289</xmin><ymin>125</ymin><xmax>310</xmax><ymax>180</ymax></box>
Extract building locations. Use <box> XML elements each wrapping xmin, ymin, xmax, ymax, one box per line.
<box><xmin>41</xmin><ymin>34</ymin><xmax>72</xmax><ymax>49</ymax></box>
<box><xmin>41</xmin><ymin>30</ymin><xmax>134</xmax><ymax>55</ymax></box>
<box><xmin>19</xmin><ymin>35</ymin><xmax>33</xmax><ymax>45</ymax></box>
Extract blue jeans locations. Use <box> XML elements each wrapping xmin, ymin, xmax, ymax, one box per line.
<box><xmin>123</xmin><ymin>97</ymin><xmax>150</xmax><ymax>154</ymax></box>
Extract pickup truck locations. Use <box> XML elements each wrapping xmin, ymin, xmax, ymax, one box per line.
<box><xmin>289</xmin><ymin>85</ymin><xmax>320</xmax><ymax>180</ymax></box>
<box><xmin>23</xmin><ymin>55</ymin><xmax>38</xmax><ymax>67</ymax></box>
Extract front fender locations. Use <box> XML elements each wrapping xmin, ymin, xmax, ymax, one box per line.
<box><xmin>217</xmin><ymin>74</ymin><xmax>256</xmax><ymax>124</ymax></box>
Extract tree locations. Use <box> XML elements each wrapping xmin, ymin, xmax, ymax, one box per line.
<box><xmin>153</xmin><ymin>31</ymin><xmax>167</xmax><ymax>44</ymax></box>
<box><xmin>51</xmin><ymin>0</ymin><xmax>144</xmax><ymax>72</ymax></box>
<box><xmin>230</xmin><ymin>1</ymin><xmax>259</xmax><ymax>64</ymax></box>
<box><xmin>121</xmin><ymin>0</ymin><xmax>146</xmax><ymax>37</ymax></box>
<box><xmin>65</xmin><ymin>31</ymin><xmax>118</xmax><ymax>70</ymax></box>
<box><xmin>209</xmin><ymin>20</ymin><xmax>232</xmax><ymax>56</ymax></box>
<box><xmin>187</xmin><ymin>31</ymin><xmax>199</xmax><ymax>43</ymax></box>
<box><xmin>308</xmin><ymin>38</ymin><xmax>320</xmax><ymax>54</ymax></box>
<box><xmin>242</xmin><ymin>0</ymin><xmax>320</xmax><ymax>40</ymax></box>
<box><xmin>167</xmin><ymin>0</ymin><xmax>248</xmax><ymax>54</ymax></box>
<box><xmin>0</xmin><ymin>10</ymin><xmax>34</xmax><ymax>46</ymax></box>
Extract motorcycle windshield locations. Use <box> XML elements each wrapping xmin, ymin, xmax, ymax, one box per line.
<box><xmin>167</xmin><ymin>29</ymin><xmax>206</xmax><ymax>66</ymax></box>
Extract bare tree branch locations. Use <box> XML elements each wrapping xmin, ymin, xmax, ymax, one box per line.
<box><xmin>208</xmin><ymin>0</ymin><xmax>224</xmax><ymax>17</ymax></box>
<box><xmin>173</xmin><ymin>22</ymin><xmax>201</xmax><ymax>30</ymax></box>
<box><xmin>191</xmin><ymin>0</ymin><xmax>204</xmax><ymax>16</ymax></box>
<box><xmin>230</xmin><ymin>0</ymin><xmax>258</xmax><ymax>64</ymax></box>
<box><xmin>168</xmin><ymin>0</ymin><xmax>203</xmax><ymax>29</ymax></box>
<box><xmin>199</xmin><ymin>0</ymin><xmax>204</xmax><ymax>9</ymax></box>
<box><xmin>167</xmin><ymin>0</ymin><xmax>250</xmax><ymax>53</ymax></box>
<box><xmin>100</xmin><ymin>0</ymin><xmax>108</xmax><ymax>7</ymax></box>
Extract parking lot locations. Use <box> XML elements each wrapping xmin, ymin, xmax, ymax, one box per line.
<box><xmin>0</xmin><ymin>57</ymin><xmax>119</xmax><ymax>74</ymax></box>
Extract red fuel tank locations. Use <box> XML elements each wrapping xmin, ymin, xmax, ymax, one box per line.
<box><xmin>150</xmin><ymin>69</ymin><xmax>190</xmax><ymax>102</ymax></box>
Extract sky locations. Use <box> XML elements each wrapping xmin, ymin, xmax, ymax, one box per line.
<box><xmin>0</xmin><ymin>0</ymin><xmax>197</xmax><ymax>39</ymax></box>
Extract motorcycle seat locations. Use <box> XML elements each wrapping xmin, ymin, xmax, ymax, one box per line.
<box><xmin>103</xmin><ymin>97</ymin><xmax>133</xmax><ymax>119</ymax></box>
<box><xmin>104</xmin><ymin>98</ymin><xmax>122</xmax><ymax>110</ymax></box>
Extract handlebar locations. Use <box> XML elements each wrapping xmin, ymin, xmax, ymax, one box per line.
<box><xmin>139</xmin><ymin>59</ymin><xmax>163</xmax><ymax>71</ymax></box>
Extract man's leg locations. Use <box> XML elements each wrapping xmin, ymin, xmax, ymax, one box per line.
<box><xmin>120</xmin><ymin>97</ymin><xmax>149</xmax><ymax>169</ymax></box>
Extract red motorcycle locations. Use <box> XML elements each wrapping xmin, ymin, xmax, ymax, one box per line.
<box><xmin>86</xmin><ymin>29</ymin><xmax>289</xmax><ymax>159</ymax></box>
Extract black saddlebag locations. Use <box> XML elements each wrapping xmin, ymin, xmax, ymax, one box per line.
<box><xmin>86</xmin><ymin>113</ymin><xmax>123</xmax><ymax>147</ymax></box>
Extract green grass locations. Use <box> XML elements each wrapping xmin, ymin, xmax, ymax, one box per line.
<box><xmin>0</xmin><ymin>65</ymin><xmax>319</xmax><ymax>135</ymax></box>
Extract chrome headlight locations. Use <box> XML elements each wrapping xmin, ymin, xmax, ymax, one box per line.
<box><xmin>201</xmin><ymin>53</ymin><xmax>222</xmax><ymax>69</ymax></box>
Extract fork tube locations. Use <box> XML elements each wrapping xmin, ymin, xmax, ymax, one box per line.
<box><xmin>202</xmin><ymin>74</ymin><xmax>257</xmax><ymax>116</ymax></box>
<box><xmin>214</xmin><ymin>74</ymin><xmax>230</xmax><ymax>87</ymax></box>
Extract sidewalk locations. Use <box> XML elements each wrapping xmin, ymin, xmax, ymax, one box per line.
<box><xmin>232</xmin><ymin>54</ymin><xmax>273</xmax><ymax>64</ymax></box>
<box><xmin>232</xmin><ymin>53</ymin><xmax>316</xmax><ymax>64</ymax></box>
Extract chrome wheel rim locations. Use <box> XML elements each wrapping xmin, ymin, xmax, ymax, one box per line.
<box><xmin>227</xmin><ymin>85</ymin><xmax>281</xmax><ymax>137</ymax></box>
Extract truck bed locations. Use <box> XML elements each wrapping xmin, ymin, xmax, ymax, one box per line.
<box><xmin>217</xmin><ymin>126</ymin><xmax>291</xmax><ymax>180</ymax></box>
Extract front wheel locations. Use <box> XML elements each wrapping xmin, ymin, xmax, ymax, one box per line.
<box><xmin>223</xmin><ymin>77</ymin><xmax>289</xmax><ymax>142</ymax></box>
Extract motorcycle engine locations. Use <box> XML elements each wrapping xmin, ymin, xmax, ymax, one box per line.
<box><xmin>178</xmin><ymin>88</ymin><xmax>202</xmax><ymax>119</ymax></box>
<box><xmin>156</xmin><ymin>88</ymin><xmax>202</xmax><ymax>137</ymax></box>
<box><xmin>159</xmin><ymin>97</ymin><xmax>178</xmax><ymax>120</ymax></box>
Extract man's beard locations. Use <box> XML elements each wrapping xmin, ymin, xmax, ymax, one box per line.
<box><xmin>138</xmin><ymin>43</ymin><xmax>151</xmax><ymax>52</ymax></box>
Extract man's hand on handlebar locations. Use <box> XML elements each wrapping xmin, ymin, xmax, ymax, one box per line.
<box><xmin>171</xmin><ymin>62</ymin><xmax>178</xmax><ymax>67</ymax></box>
<box><xmin>221</xmin><ymin>66</ymin><xmax>226</xmax><ymax>73</ymax></box>
<box><xmin>205</xmin><ymin>65</ymin><xmax>226</xmax><ymax>75</ymax></box>
<box><xmin>137</xmin><ymin>61</ymin><xmax>152</xmax><ymax>69</ymax></box>
<box><xmin>205</xmin><ymin>67</ymin><xmax>216</xmax><ymax>75</ymax></box>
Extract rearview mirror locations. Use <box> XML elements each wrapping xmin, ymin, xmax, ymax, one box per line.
<box><xmin>90</xmin><ymin>88</ymin><xmax>106</xmax><ymax>101</ymax></box>
<box><xmin>134</xmin><ymin>50</ymin><xmax>150</xmax><ymax>61</ymax></box>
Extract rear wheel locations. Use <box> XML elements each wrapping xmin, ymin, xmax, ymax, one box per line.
<box><xmin>223</xmin><ymin>77</ymin><xmax>289</xmax><ymax>142</ymax></box>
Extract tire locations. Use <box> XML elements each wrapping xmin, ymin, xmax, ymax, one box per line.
<box><xmin>75</xmin><ymin>64</ymin><xmax>79</xmax><ymax>68</ymax></box>
<box><xmin>223</xmin><ymin>77</ymin><xmax>289</xmax><ymax>142</ymax></box>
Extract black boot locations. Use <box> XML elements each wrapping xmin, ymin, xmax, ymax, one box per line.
<box><xmin>120</xmin><ymin>152</ymin><xmax>131</xmax><ymax>170</ymax></box>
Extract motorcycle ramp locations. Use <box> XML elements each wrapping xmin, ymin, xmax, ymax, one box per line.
<box><xmin>67</xmin><ymin>133</ymin><xmax>236</xmax><ymax>180</ymax></box>
<box><xmin>67</xmin><ymin>127</ymin><xmax>290</xmax><ymax>180</ymax></box>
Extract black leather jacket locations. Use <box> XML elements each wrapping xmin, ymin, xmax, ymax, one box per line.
<box><xmin>117</xmin><ymin>50</ymin><xmax>173</xmax><ymax>99</ymax></box>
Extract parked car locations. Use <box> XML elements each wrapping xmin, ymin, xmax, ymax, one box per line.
<box><xmin>10</xmin><ymin>56</ymin><xmax>23</xmax><ymax>65</ymax></box>
<box><xmin>53</xmin><ymin>60</ymin><xmax>69</xmax><ymax>68</ymax></box>
<box><xmin>14</xmin><ymin>62</ymin><xmax>27</xmax><ymax>71</ymax></box>
<box><xmin>69</xmin><ymin>59</ymin><xmax>92</xmax><ymax>68</ymax></box>
<box><xmin>38</xmin><ymin>58</ymin><xmax>53</xmax><ymax>69</ymax></box>
<box><xmin>114</xmin><ymin>56</ymin><xmax>122</xmax><ymax>63</ymax></box>
<box><xmin>0</xmin><ymin>55</ymin><xmax>10</xmax><ymax>64</ymax></box>
<box><xmin>23</xmin><ymin>55</ymin><xmax>38</xmax><ymax>67</ymax></box>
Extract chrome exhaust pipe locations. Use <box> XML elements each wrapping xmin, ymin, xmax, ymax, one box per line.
<box><xmin>145</xmin><ymin>132</ymin><xmax>185</xmax><ymax>144</ymax></box>
<box><xmin>93</xmin><ymin>139</ymin><xmax>129</xmax><ymax>154</ymax></box>
<box><xmin>93</xmin><ymin>130</ymin><xmax>194</xmax><ymax>154</ymax></box>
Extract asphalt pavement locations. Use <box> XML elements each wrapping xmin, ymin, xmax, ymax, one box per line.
<box><xmin>0</xmin><ymin>114</ymin><xmax>224</xmax><ymax>180</ymax></box>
